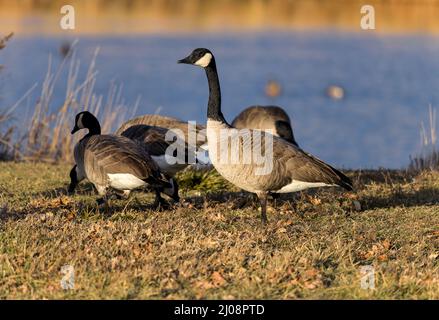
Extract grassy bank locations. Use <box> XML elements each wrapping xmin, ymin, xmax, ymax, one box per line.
<box><xmin>0</xmin><ymin>162</ymin><xmax>437</xmax><ymax>299</ymax></box>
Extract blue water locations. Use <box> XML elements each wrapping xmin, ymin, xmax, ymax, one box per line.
<box><xmin>1</xmin><ymin>31</ymin><xmax>439</xmax><ymax>169</ymax></box>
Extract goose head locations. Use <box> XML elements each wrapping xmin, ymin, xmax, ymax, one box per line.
<box><xmin>71</xmin><ymin>111</ymin><xmax>101</xmax><ymax>135</ymax></box>
<box><xmin>178</xmin><ymin>48</ymin><xmax>213</xmax><ymax>68</ymax></box>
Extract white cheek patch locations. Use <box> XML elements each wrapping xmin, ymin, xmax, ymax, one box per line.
<box><xmin>77</xmin><ymin>113</ymin><xmax>84</xmax><ymax>129</ymax></box>
<box><xmin>194</xmin><ymin>53</ymin><xmax>212</xmax><ymax>68</ymax></box>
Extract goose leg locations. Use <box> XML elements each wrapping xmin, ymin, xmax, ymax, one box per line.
<box><xmin>153</xmin><ymin>189</ymin><xmax>169</xmax><ymax>210</ymax></box>
<box><xmin>68</xmin><ymin>165</ymin><xmax>78</xmax><ymax>194</ymax></box>
<box><xmin>270</xmin><ymin>192</ymin><xmax>280</xmax><ymax>208</ymax></box>
<box><xmin>257</xmin><ymin>192</ymin><xmax>269</xmax><ymax>224</ymax></box>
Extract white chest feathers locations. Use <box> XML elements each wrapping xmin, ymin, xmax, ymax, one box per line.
<box><xmin>107</xmin><ymin>173</ymin><xmax>146</xmax><ymax>190</ymax></box>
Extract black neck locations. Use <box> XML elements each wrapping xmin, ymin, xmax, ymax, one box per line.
<box><xmin>205</xmin><ymin>59</ymin><xmax>227</xmax><ymax>124</ymax></box>
<box><xmin>83</xmin><ymin>123</ymin><xmax>101</xmax><ymax>140</ymax></box>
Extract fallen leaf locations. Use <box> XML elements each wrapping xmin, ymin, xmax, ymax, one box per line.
<box><xmin>307</xmin><ymin>196</ymin><xmax>322</xmax><ymax>206</ymax></box>
<box><xmin>211</xmin><ymin>271</ymin><xmax>226</xmax><ymax>287</ymax></box>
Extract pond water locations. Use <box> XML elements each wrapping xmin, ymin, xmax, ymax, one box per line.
<box><xmin>2</xmin><ymin>31</ymin><xmax>439</xmax><ymax>169</ymax></box>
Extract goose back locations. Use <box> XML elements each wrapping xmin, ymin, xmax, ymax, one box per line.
<box><xmin>74</xmin><ymin>134</ymin><xmax>161</xmax><ymax>189</ymax></box>
<box><xmin>116</xmin><ymin>114</ymin><xmax>206</xmax><ymax>148</ymax></box>
<box><xmin>119</xmin><ymin>124</ymin><xmax>191</xmax><ymax>176</ymax></box>
<box><xmin>231</xmin><ymin>106</ymin><xmax>298</xmax><ymax>146</ymax></box>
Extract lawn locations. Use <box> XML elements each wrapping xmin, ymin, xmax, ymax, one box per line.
<box><xmin>0</xmin><ymin>162</ymin><xmax>437</xmax><ymax>299</ymax></box>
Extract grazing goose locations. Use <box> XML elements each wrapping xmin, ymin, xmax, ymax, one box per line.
<box><xmin>178</xmin><ymin>48</ymin><xmax>353</xmax><ymax>223</ymax></box>
<box><xmin>118</xmin><ymin>123</ymin><xmax>201</xmax><ymax>202</ymax></box>
<box><xmin>116</xmin><ymin>114</ymin><xmax>206</xmax><ymax>149</ymax></box>
<box><xmin>117</xmin><ymin>113</ymin><xmax>210</xmax><ymax>179</ymax></box>
<box><xmin>232</xmin><ymin>105</ymin><xmax>299</xmax><ymax>147</ymax></box>
<box><xmin>70</xmin><ymin>111</ymin><xmax>172</xmax><ymax>209</ymax></box>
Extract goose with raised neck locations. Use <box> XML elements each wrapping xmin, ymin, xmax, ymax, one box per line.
<box><xmin>179</xmin><ymin>48</ymin><xmax>353</xmax><ymax>223</ymax></box>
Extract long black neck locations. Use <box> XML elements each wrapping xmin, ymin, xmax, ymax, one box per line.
<box><xmin>82</xmin><ymin>121</ymin><xmax>101</xmax><ymax>140</ymax></box>
<box><xmin>205</xmin><ymin>59</ymin><xmax>227</xmax><ymax>124</ymax></box>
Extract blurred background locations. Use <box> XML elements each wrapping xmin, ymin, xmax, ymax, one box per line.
<box><xmin>1</xmin><ymin>0</ymin><xmax>439</xmax><ymax>168</ymax></box>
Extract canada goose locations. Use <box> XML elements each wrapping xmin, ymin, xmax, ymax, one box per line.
<box><xmin>70</xmin><ymin>111</ymin><xmax>172</xmax><ymax>209</ymax></box>
<box><xmin>231</xmin><ymin>105</ymin><xmax>299</xmax><ymax>147</ymax></box>
<box><xmin>116</xmin><ymin>114</ymin><xmax>206</xmax><ymax>148</ymax></box>
<box><xmin>116</xmin><ymin>113</ymin><xmax>209</xmax><ymax>179</ymax></box>
<box><xmin>117</xmin><ymin>123</ymin><xmax>202</xmax><ymax>202</ymax></box>
<box><xmin>178</xmin><ymin>48</ymin><xmax>353</xmax><ymax>223</ymax></box>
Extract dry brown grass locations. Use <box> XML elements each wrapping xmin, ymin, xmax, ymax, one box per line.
<box><xmin>0</xmin><ymin>163</ymin><xmax>438</xmax><ymax>299</ymax></box>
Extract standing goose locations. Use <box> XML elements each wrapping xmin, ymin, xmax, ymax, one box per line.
<box><xmin>178</xmin><ymin>48</ymin><xmax>353</xmax><ymax>223</ymax></box>
<box><xmin>232</xmin><ymin>105</ymin><xmax>299</xmax><ymax>147</ymax></box>
<box><xmin>70</xmin><ymin>111</ymin><xmax>172</xmax><ymax>209</ymax></box>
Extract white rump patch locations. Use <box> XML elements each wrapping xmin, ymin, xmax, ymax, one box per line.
<box><xmin>107</xmin><ymin>173</ymin><xmax>145</xmax><ymax>190</ymax></box>
<box><xmin>276</xmin><ymin>180</ymin><xmax>335</xmax><ymax>193</ymax></box>
<box><xmin>195</xmin><ymin>53</ymin><xmax>212</xmax><ymax>68</ymax></box>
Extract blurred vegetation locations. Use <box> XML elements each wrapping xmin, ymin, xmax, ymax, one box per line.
<box><xmin>0</xmin><ymin>32</ymin><xmax>15</xmax><ymax>160</ymax></box>
<box><xmin>2</xmin><ymin>0</ymin><xmax>439</xmax><ymax>34</ymax></box>
<box><xmin>409</xmin><ymin>106</ymin><xmax>439</xmax><ymax>172</ymax></box>
<box><xmin>0</xmin><ymin>42</ymin><xmax>138</xmax><ymax>162</ymax></box>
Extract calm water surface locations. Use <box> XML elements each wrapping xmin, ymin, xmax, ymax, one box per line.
<box><xmin>2</xmin><ymin>31</ymin><xmax>439</xmax><ymax>169</ymax></box>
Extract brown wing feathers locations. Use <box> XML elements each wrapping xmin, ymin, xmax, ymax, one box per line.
<box><xmin>116</xmin><ymin>114</ymin><xmax>206</xmax><ymax>148</ymax></box>
<box><xmin>281</xmin><ymin>144</ymin><xmax>353</xmax><ymax>191</ymax></box>
<box><xmin>83</xmin><ymin>135</ymin><xmax>168</xmax><ymax>187</ymax></box>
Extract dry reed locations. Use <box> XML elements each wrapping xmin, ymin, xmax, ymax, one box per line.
<box><xmin>0</xmin><ymin>32</ymin><xmax>15</xmax><ymax>159</ymax></box>
<box><xmin>2</xmin><ymin>42</ymin><xmax>139</xmax><ymax>163</ymax></box>
<box><xmin>409</xmin><ymin>105</ymin><xmax>439</xmax><ymax>171</ymax></box>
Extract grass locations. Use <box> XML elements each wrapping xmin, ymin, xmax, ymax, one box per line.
<box><xmin>0</xmin><ymin>162</ymin><xmax>438</xmax><ymax>299</ymax></box>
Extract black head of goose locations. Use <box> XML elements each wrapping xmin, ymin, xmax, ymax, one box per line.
<box><xmin>178</xmin><ymin>48</ymin><xmax>353</xmax><ymax>223</ymax></box>
<box><xmin>70</xmin><ymin>111</ymin><xmax>174</xmax><ymax>209</ymax></box>
<box><xmin>231</xmin><ymin>105</ymin><xmax>299</xmax><ymax>147</ymax></box>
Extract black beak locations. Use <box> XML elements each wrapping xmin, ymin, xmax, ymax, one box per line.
<box><xmin>71</xmin><ymin>126</ymin><xmax>79</xmax><ymax>134</ymax></box>
<box><xmin>178</xmin><ymin>56</ymin><xmax>191</xmax><ymax>64</ymax></box>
